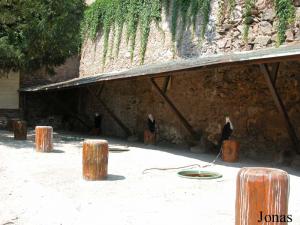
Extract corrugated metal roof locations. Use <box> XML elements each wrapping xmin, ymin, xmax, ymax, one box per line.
<box><xmin>20</xmin><ymin>44</ymin><xmax>300</xmax><ymax>92</ymax></box>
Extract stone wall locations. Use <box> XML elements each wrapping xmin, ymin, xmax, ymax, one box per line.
<box><xmin>21</xmin><ymin>56</ymin><xmax>80</xmax><ymax>88</ymax></box>
<box><xmin>82</xmin><ymin>61</ymin><xmax>300</xmax><ymax>160</ymax></box>
<box><xmin>80</xmin><ymin>0</ymin><xmax>300</xmax><ymax>77</ymax></box>
<box><xmin>25</xmin><ymin>89</ymin><xmax>87</xmax><ymax>131</ymax></box>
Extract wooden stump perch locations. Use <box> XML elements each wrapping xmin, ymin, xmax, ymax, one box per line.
<box><xmin>7</xmin><ymin>118</ymin><xmax>20</xmax><ymax>132</ymax></box>
<box><xmin>14</xmin><ymin>120</ymin><xmax>27</xmax><ymax>140</ymax></box>
<box><xmin>144</xmin><ymin>130</ymin><xmax>156</xmax><ymax>145</ymax></box>
<box><xmin>83</xmin><ymin>140</ymin><xmax>109</xmax><ymax>181</ymax></box>
<box><xmin>35</xmin><ymin>126</ymin><xmax>53</xmax><ymax>152</ymax></box>
<box><xmin>222</xmin><ymin>140</ymin><xmax>240</xmax><ymax>163</ymax></box>
<box><xmin>236</xmin><ymin>167</ymin><xmax>290</xmax><ymax>225</ymax></box>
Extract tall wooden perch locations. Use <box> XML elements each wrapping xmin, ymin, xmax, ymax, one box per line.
<box><xmin>14</xmin><ymin>120</ymin><xmax>27</xmax><ymax>140</ymax></box>
<box><xmin>82</xmin><ymin>140</ymin><xmax>109</xmax><ymax>181</ymax></box>
<box><xmin>222</xmin><ymin>140</ymin><xmax>240</xmax><ymax>162</ymax></box>
<box><xmin>35</xmin><ymin>126</ymin><xmax>53</xmax><ymax>152</ymax></box>
<box><xmin>8</xmin><ymin>118</ymin><xmax>20</xmax><ymax>132</ymax></box>
<box><xmin>236</xmin><ymin>167</ymin><xmax>290</xmax><ymax>225</ymax></box>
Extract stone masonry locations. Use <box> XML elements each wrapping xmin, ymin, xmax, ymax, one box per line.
<box><xmin>80</xmin><ymin>0</ymin><xmax>300</xmax><ymax>76</ymax></box>
<box><xmin>81</xmin><ymin>62</ymin><xmax>300</xmax><ymax>161</ymax></box>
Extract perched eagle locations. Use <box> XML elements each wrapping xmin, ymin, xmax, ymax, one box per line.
<box><xmin>220</xmin><ymin>117</ymin><xmax>234</xmax><ymax>145</ymax></box>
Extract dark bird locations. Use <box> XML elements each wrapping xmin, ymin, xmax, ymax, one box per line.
<box><xmin>219</xmin><ymin>117</ymin><xmax>234</xmax><ymax>149</ymax></box>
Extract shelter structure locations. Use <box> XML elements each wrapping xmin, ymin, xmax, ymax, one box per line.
<box><xmin>16</xmin><ymin>0</ymin><xmax>300</xmax><ymax>162</ymax></box>
<box><xmin>20</xmin><ymin>45</ymin><xmax>300</xmax><ymax>156</ymax></box>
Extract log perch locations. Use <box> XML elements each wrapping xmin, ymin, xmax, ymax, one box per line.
<box><xmin>236</xmin><ymin>167</ymin><xmax>290</xmax><ymax>225</ymax></box>
<box><xmin>144</xmin><ymin>130</ymin><xmax>156</xmax><ymax>145</ymax></box>
<box><xmin>35</xmin><ymin>126</ymin><xmax>53</xmax><ymax>152</ymax></box>
<box><xmin>82</xmin><ymin>140</ymin><xmax>108</xmax><ymax>181</ymax></box>
<box><xmin>14</xmin><ymin>120</ymin><xmax>27</xmax><ymax>140</ymax></box>
<box><xmin>222</xmin><ymin>140</ymin><xmax>240</xmax><ymax>162</ymax></box>
<box><xmin>7</xmin><ymin>118</ymin><xmax>20</xmax><ymax>132</ymax></box>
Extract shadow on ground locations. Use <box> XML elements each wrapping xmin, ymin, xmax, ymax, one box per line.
<box><xmin>1</xmin><ymin>129</ymin><xmax>299</xmax><ymax>177</ymax></box>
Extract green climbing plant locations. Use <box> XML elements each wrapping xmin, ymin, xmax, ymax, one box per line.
<box><xmin>81</xmin><ymin>0</ymin><xmax>162</xmax><ymax>67</ymax></box>
<box><xmin>243</xmin><ymin>0</ymin><xmax>255</xmax><ymax>43</ymax></box>
<box><xmin>217</xmin><ymin>0</ymin><xmax>236</xmax><ymax>25</ymax></box>
<box><xmin>172</xmin><ymin>0</ymin><xmax>211</xmax><ymax>41</ymax></box>
<box><xmin>229</xmin><ymin>0</ymin><xmax>236</xmax><ymax>16</ymax></box>
<box><xmin>242</xmin><ymin>0</ymin><xmax>295</xmax><ymax>45</ymax></box>
<box><xmin>274</xmin><ymin>0</ymin><xmax>295</xmax><ymax>46</ymax></box>
<box><xmin>81</xmin><ymin>0</ymin><xmax>212</xmax><ymax>67</ymax></box>
<box><xmin>217</xmin><ymin>0</ymin><xmax>226</xmax><ymax>25</ymax></box>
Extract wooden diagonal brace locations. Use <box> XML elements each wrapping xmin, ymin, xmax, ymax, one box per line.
<box><xmin>162</xmin><ymin>76</ymin><xmax>171</xmax><ymax>94</ymax></box>
<box><xmin>87</xmin><ymin>86</ymin><xmax>132</xmax><ymax>137</ymax></box>
<box><xmin>265</xmin><ymin>63</ymin><xmax>280</xmax><ymax>86</ymax></box>
<box><xmin>260</xmin><ymin>64</ymin><xmax>299</xmax><ymax>153</ymax></box>
<box><xmin>96</xmin><ymin>82</ymin><xmax>105</xmax><ymax>97</ymax></box>
<box><xmin>150</xmin><ymin>77</ymin><xmax>197</xmax><ymax>138</ymax></box>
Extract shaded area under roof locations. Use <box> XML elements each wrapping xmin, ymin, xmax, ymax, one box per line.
<box><xmin>20</xmin><ymin>44</ymin><xmax>300</xmax><ymax>92</ymax></box>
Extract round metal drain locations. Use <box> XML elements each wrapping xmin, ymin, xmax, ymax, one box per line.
<box><xmin>178</xmin><ymin>170</ymin><xmax>222</xmax><ymax>180</ymax></box>
<box><xmin>109</xmin><ymin>145</ymin><xmax>130</xmax><ymax>152</ymax></box>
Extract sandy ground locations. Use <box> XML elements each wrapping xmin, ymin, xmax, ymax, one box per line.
<box><xmin>0</xmin><ymin>130</ymin><xmax>299</xmax><ymax>225</ymax></box>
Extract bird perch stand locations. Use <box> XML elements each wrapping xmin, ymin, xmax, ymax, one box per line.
<box><xmin>35</xmin><ymin>126</ymin><xmax>53</xmax><ymax>152</ymax></box>
<box><xmin>235</xmin><ymin>167</ymin><xmax>290</xmax><ymax>225</ymax></box>
<box><xmin>82</xmin><ymin>140</ymin><xmax>109</xmax><ymax>181</ymax></box>
<box><xmin>14</xmin><ymin>120</ymin><xmax>27</xmax><ymax>140</ymax></box>
<box><xmin>144</xmin><ymin>130</ymin><xmax>156</xmax><ymax>145</ymax></box>
<box><xmin>8</xmin><ymin>118</ymin><xmax>20</xmax><ymax>132</ymax></box>
<box><xmin>222</xmin><ymin>140</ymin><xmax>240</xmax><ymax>162</ymax></box>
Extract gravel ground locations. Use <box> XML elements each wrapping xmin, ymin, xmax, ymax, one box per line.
<box><xmin>0</xmin><ymin>130</ymin><xmax>299</xmax><ymax>225</ymax></box>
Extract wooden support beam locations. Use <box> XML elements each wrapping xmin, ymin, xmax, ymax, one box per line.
<box><xmin>162</xmin><ymin>76</ymin><xmax>171</xmax><ymax>94</ymax></box>
<box><xmin>87</xmin><ymin>86</ymin><xmax>132</xmax><ymax>137</ymax></box>
<box><xmin>96</xmin><ymin>82</ymin><xmax>105</xmax><ymax>97</ymax></box>
<box><xmin>260</xmin><ymin>64</ymin><xmax>299</xmax><ymax>153</ymax></box>
<box><xmin>267</xmin><ymin>63</ymin><xmax>280</xmax><ymax>86</ymax></box>
<box><xmin>150</xmin><ymin>77</ymin><xmax>197</xmax><ymax>138</ymax></box>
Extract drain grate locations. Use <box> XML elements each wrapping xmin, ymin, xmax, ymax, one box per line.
<box><xmin>178</xmin><ymin>170</ymin><xmax>222</xmax><ymax>180</ymax></box>
<box><xmin>109</xmin><ymin>145</ymin><xmax>130</xmax><ymax>152</ymax></box>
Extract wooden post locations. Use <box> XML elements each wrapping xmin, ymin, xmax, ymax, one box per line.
<box><xmin>7</xmin><ymin>118</ymin><xmax>20</xmax><ymax>132</ymax></box>
<box><xmin>236</xmin><ymin>167</ymin><xmax>290</xmax><ymax>225</ymax></box>
<box><xmin>82</xmin><ymin>140</ymin><xmax>109</xmax><ymax>181</ymax></box>
<box><xmin>35</xmin><ymin>126</ymin><xmax>53</xmax><ymax>152</ymax></box>
<box><xmin>14</xmin><ymin>120</ymin><xmax>27</xmax><ymax>140</ymax></box>
<box><xmin>222</xmin><ymin>140</ymin><xmax>240</xmax><ymax>162</ymax></box>
<box><xmin>144</xmin><ymin>130</ymin><xmax>156</xmax><ymax>145</ymax></box>
<box><xmin>162</xmin><ymin>76</ymin><xmax>171</xmax><ymax>93</ymax></box>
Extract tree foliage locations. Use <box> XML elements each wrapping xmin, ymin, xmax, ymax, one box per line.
<box><xmin>0</xmin><ymin>0</ymin><xmax>85</xmax><ymax>73</ymax></box>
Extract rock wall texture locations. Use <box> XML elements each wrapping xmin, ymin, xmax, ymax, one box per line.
<box><xmin>80</xmin><ymin>0</ymin><xmax>300</xmax><ymax>77</ymax></box>
<box><xmin>21</xmin><ymin>56</ymin><xmax>80</xmax><ymax>88</ymax></box>
<box><xmin>81</xmin><ymin>62</ymin><xmax>300</xmax><ymax>160</ymax></box>
<box><xmin>25</xmin><ymin>90</ymin><xmax>86</xmax><ymax>131</ymax></box>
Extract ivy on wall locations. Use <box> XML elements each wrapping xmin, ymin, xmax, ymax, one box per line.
<box><xmin>81</xmin><ymin>0</ymin><xmax>296</xmax><ymax>69</ymax></box>
<box><xmin>217</xmin><ymin>0</ymin><xmax>236</xmax><ymax>24</ymax></box>
<box><xmin>243</xmin><ymin>0</ymin><xmax>295</xmax><ymax>45</ymax></box>
<box><xmin>275</xmin><ymin>0</ymin><xmax>295</xmax><ymax>45</ymax></box>
<box><xmin>243</xmin><ymin>0</ymin><xmax>255</xmax><ymax>43</ymax></box>
<box><xmin>81</xmin><ymin>0</ymin><xmax>211</xmax><ymax>68</ymax></box>
<box><xmin>170</xmin><ymin>0</ymin><xmax>211</xmax><ymax>45</ymax></box>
